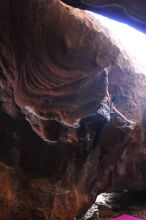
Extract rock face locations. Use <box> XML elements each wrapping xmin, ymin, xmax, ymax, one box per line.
<box><xmin>62</xmin><ymin>0</ymin><xmax>146</xmax><ymax>33</ymax></box>
<box><xmin>1</xmin><ymin>0</ymin><xmax>146</xmax><ymax>219</ymax></box>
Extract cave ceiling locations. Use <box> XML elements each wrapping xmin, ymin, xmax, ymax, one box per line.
<box><xmin>0</xmin><ymin>0</ymin><xmax>146</xmax><ymax>219</ymax></box>
<box><xmin>61</xmin><ymin>0</ymin><xmax>146</xmax><ymax>33</ymax></box>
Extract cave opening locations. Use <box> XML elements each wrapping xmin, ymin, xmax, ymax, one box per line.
<box><xmin>1</xmin><ymin>1</ymin><xmax>146</xmax><ymax>219</ymax></box>
<box><xmin>90</xmin><ymin>12</ymin><xmax>146</xmax><ymax>73</ymax></box>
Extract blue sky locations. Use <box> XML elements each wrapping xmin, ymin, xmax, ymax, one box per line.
<box><xmin>91</xmin><ymin>13</ymin><xmax>146</xmax><ymax>72</ymax></box>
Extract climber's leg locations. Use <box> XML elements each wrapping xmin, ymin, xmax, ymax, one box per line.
<box><xmin>80</xmin><ymin>113</ymin><xmax>98</xmax><ymax>142</ymax></box>
<box><xmin>92</xmin><ymin>117</ymin><xmax>108</xmax><ymax>149</ymax></box>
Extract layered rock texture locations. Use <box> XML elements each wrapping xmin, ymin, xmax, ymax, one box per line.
<box><xmin>1</xmin><ymin>0</ymin><xmax>146</xmax><ymax>219</ymax></box>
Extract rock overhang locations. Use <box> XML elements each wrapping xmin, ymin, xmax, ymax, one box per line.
<box><xmin>1</xmin><ymin>0</ymin><xmax>146</xmax><ymax>219</ymax></box>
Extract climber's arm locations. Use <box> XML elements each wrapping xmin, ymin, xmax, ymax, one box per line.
<box><xmin>103</xmin><ymin>67</ymin><xmax>110</xmax><ymax>98</ymax></box>
<box><xmin>112</xmin><ymin>106</ymin><xmax>133</xmax><ymax>123</ymax></box>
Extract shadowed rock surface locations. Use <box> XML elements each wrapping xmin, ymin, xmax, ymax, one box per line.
<box><xmin>1</xmin><ymin>0</ymin><xmax>146</xmax><ymax>219</ymax></box>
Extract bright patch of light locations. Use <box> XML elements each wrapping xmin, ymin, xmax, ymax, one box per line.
<box><xmin>91</xmin><ymin>13</ymin><xmax>146</xmax><ymax>72</ymax></box>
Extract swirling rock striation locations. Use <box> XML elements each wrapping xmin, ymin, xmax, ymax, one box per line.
<box><xmin>1</xmin><ymin>1</ymin><xmax>146</xmax><ymax>220</ymax></box>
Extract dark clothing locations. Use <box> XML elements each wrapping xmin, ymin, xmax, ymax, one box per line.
<box><xmin>80</xmin><ymin>113</ymin><xmax>108</xmax><ymax>148</ymax></box>
<box><xmin>80</xmin><ymin>99</ymin><xmax>114</xmax><ymax>150</ymax></box>
<box><xmin>80</xmin><ymin>112</ymin><xmax>107</xmax><ymax>126</ymax></box>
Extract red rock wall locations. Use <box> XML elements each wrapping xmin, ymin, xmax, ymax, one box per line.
<box><xmin>0</xmin><ymin>1</ymin><xmax>146</xmax><ymax>219</ymax></box>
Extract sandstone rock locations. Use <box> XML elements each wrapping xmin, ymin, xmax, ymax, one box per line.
<box><xmin>62</xmin><ymin>0</ymin><xmax>146</xmax><ymax>33</ymax></box>
<box><xmin>1</xmin><ymin>1</ymin><xmax>146</xmax><ymax>219</ymax></box>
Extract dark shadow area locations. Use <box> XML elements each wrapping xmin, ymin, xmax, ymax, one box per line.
<box><xmin>0</xmin><ymin>111</ymin><xmax>78</xmax><ymax>179</ymax></box>
<box><xmin>106</xmin><ymin>190</ymin><xmax>146</xmax><ymax>211</ymax></box>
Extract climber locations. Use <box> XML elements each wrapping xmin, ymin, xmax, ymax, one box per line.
<box><xmin>79</xmin><ymin>67</ymin><xmax>135</xmax><ymax>150</ymax></box>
